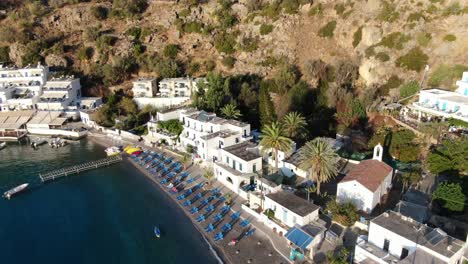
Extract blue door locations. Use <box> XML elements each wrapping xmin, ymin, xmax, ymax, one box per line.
<box><xmin>442</xmin><ymin>102</ymin><xmax>447</xmax><ymax>111</ymax></box>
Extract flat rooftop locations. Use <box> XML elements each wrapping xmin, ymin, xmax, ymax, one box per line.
<box><xmin>28</xmin><ymin>111</ymin><xmax>67</xmax><ymax>126</ymax></box>
<box><xmin>0</xmin><ymin>110</ymin><xmax>35</xmax><ymax>129</ymax></box>
<box><xmin>223</xmin><ymin>141</ymin><xmax>261</xmax><ymax>161</ymax></box>
<box><xmin>266</xmin><ymin>191</ymin><xmax>320</xmax><ymax>217</ymax></box>
<box><xmin>372</xmin><ymin>211</ymin><xmax>465</xmax><ymax>258</ymax></box>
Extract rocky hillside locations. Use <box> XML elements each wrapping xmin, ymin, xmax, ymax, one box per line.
<box><xmin>0</xmin><ymin>0</ymin><xmax>467</xmax><ymax>95</ymax></box>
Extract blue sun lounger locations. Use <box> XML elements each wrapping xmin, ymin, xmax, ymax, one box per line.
<box><xmin>212</xmin><ymin>214</ymin><xmax>223</xmax><ymax>222</ymax></box>
<box><xmin>173</xmin><ymin>166</ymin><xmax>182</xmax><ymax>173</ymax></box>
<box><xmin>190</xmin><ymin>207</ymin><xmax>198</xmax><ymax>214</ymax></box>
<box><xmin>183</xmin><ymin>200</ymin><xmax>191</xmax><ymax>206</ymax></box>
<box><xmin>205</xmin><ymin>204</ymin><xmax>215</xmax><ymax>213</ymax></box>
<box><xmin>196</xmin><ymin>215</ymin><xmax>206</xmax><ymax>223</ymax></box>
<box><xmin>231</xmin><ymin>212</ymin><xmax>240</xmax><ymax>221</ymax></box>
<box><xmin>214</xmin><ymin>233</ymin><xmax>223</xmax><ymax>241</ymax></box>
<box><xmin>245</xmin><ymin>228</ymin><xmax>255</xmax><ymax>238</ymax></box>
<box><xmin>240</xmin><ymin>219</ymin><xmax>250</xmax><ymax>228</ymax></box>
<box><xmin>205</xmin><ymin>223</ymin><xmax>214</xmax><ymax>232</ymax></box>
<box><xmin>183</xmin><ymin>189</ymin><xmax>193</xmax><ymax>197</ymax></box>
<box><xmin>221</xmin><ymin>223</ymin><xmax>231</xmax><ymax>233</ymax></box>
<box><xmin>177</xmin><ymin>194</ymin><xmax>185</xmax><ymax>200</ymax></box>
<box><xmin>220</xmin><ymin>206</ymin><xmax>230</xmax><ymax>215</ymax></box>
<box><xmin>164</xmin><ymin>157</ymin><xmax>172</xmax><ymax>164</ymax></box>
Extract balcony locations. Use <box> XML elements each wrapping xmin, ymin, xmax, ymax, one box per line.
<box><xmin>354</xmin><ymin>236</ymin><xmax>400</xmax><ymax>264</ymax></box>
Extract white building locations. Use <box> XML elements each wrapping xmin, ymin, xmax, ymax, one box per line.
<box><xmin>0</xmin><ymin>64</ymin><xmax>49</xmax><ymax>111</ymax></box>
<box><xmin>409</xmin><ymin>71</ymin><xmax>468</xmax><ymax>122</ymax></box>
<box><xmin>26</xmin><ymin>111</ymin><xmax>87</xmax><ymax>139</ymax></box>
<box><xmin>336</xmin><ymin>144</ymin><xmax>393</xmax><ymax>214</ymax></box>
<box><xmin>264</xmin><ymin>191</ymin><xmax>320</xmax><ymax>228</ymax></box>
<box><xmin>132</xmin><ymin>78</ymin><xmax>157</xmax><ymax>98</ymax></box>
<box><xmin>179</xmin><ymin>109</ymin><xmax>251</xmax><ymax>162</ymax></box>
<box><xmin>158</xmin><ymin>77</ymin><xmax>205</xmax><ymax>98</ymax></box>
<box><xmin>354</xmin><ymin>211</ymin><xmax>468</xmax><ymax>264</ymax></box>
<box><xmin>36</xmin><ymin>77</ymin><xmax>82</xmax><ymax>117</ymax></box>
<box><xmin>214</xmin><ymin>141</ymin><xmax>262</xmax><ymax>198</ymax></box>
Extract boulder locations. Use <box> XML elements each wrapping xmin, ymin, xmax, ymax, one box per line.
<box><xmin>45</xmin><ymin>54</ymin><xmax>68</xmax><ymax>68</ymax></box>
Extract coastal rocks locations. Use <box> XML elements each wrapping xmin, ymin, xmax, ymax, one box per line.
<box><xmin>45</xmin><ymin>54</ymin><xmax>69</xmax><ymax>68</ymax></box>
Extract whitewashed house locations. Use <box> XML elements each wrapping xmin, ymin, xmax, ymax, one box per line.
<box><xmin>213</xmin><ymin>141</ymin><xmax>262</xmax><ymax>198</ymax></box>
<box><xmin>26</xmin><ymin>111</ymin><xmax>87</xmax><ymax>139</ymax></box>
<box><xmin>36</xmin><ymin>77</ymin><xmax>82</xmax><ymax>117</ymax></box>
<box><xmin>179</xmin><ymin>109</ymin><xmax>251</xmax><ymax>162</ymax></box>
<box><xmin>336</xmin><ymin>144</ymin><xmax>393</xmax><ymax>214</ymax></box>
<box><xmin>409</xmin><ymin>71</ymin><xmax>468</xmax><ymax>122</ymax></box>
<box><xmin>132</xmin><ymin>78</ymin><xmax>157</xmax><ymax>98</ymax></box>
<box><xmin>0</xmin><ymin>64</ymin><xmax>49</xmax><ymax>111</ymax></box>
<box><xmin>264</xmin><ymin>191</ymin><xmax>320</xmax><ymax>229</ymax></box>
<box><xmin>158</xmin><ymin>77</ymin><xmax>205</xmax><ymax>98</ymax></box>
<box><xmin>354</xmin><ymin>211</ymin><xmax>468</xmax><ymax>264</ymax></box>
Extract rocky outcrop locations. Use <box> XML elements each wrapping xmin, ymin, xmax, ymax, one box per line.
<box><xmin>45</xmin><ymin>54</ymin><xmax>69</xmax><ymax>68</ymax></box>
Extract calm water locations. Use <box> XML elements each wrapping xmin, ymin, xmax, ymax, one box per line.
<box><xmin>0</xmin><ymin>140</ymin><xmax>218</xmax><ymax>264</ymax></box>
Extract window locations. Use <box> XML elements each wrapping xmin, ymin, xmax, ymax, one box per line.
<box><xmin>383</xmin><ymin>239</ymin><xmax>390</xmax><ymax>252</ymax></box>
<box><xmin>400</xmin><ymin>248</ymin><xmax>409</xmax><ymax>259</ymax></box>
<box><xmin>226</xmin><ymin>157</ymin><xmax>230</xmax><ymax>164</ymax></box>
<box><xmin>202</xmin><ymin>154</ymin><xmax>205</xmax><ymax>160</ymax></box>
<box><xmin>292</xmin><ymin>216</ymin><xmax>296</xmax><ymax>224</ymax></box>
<box><xmin>235</xmin><ymin>138</ymin><xmax>239</xmax><ymax>143</ymax></box>
<box><xmin>202</xmin><ymin>143</ymin><xmax>204</xmax><ymax>148</ymax></box>
<box><xmin>239</xmin><ymin>163</ymin><xmax>243</xmax><ymax>171</ymax></box>
<box><xmin>232</xmin><ymin>160</ymin><xmax>236</xmax><ymax>170</ymax></box>
<box><xmin>253</xmin><ymin>164</ymin><xmax>257</xmax><ymax>172</ymax></box>
<box><xmin>244</xmin><ymin>129</ymin><xmax>247</xmax><ymax>136</ymax></box>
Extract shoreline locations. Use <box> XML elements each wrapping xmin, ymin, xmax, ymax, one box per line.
<box><xmin>87</xmin><ymin>135</ymin><xmax>230</xmax><ymax>264</ymax></box>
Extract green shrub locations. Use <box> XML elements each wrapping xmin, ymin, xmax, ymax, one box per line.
<box><xmin>326</xmin><ymin>200</ymin><xmax>359</xmax><ymax>227</ymax></box>
<box><xmin>214</xmin><ymin>32</ymin><xmax>237</xmax><ymax>54</ymax></box>
<box><xmin>400</xmin><ymin>81</ymin><xmax>420</xmax><ymax>98</ymax></box>
<box><xmin>0</xmin><ymin>26</ymin><xmax>17</xmax><ymax>43</ymax></box>
<box><xmin>281</xmin><ymin>0</ymin><xmax>301</xmax><ymax>14</ymax></box>
<box><xmin>259</xmin><ymin>24</ymin><xmax>274</xmax><ymax>35</ymax></box>
<box><xmin>188</xmin><ymin>61</ymin><xmax>200</xmax><ymax>75</ymax></box>
<box><xmin>442</xmin><ymin>2</ymin><xmax>463</xmax><ymax>16</ymax></box>
<box><xmin>77</xmin><ymin>46</ymin><xmax>93</xmax><ymax>61</ymax></box>
<box><xmin>308</xmin><ymin>3</ymin><xmax>323</xmax><ymax>16</ymax></box>
<box><xmin>395</xmin><ymin>47</ymin><xmax>429</xmax><ymax>72</ymax></box>
<box><xmin>163</xmin><ymin>44</ymin><xmax>180</xmax><ymax>58</ymax></box>
<box><xmin>179</xmin><ymin>9</ymin><xmax>191</xmax><ymax>17</ymax></box>
<box><xmin>205</xmin><ymin>60</ymin><xmax>216</xmax><ymax>71</ymax></box>
<box><xmin>428</xmin><ymin>64</ymin><xmax>468</xmax><ymax>88</ymax></box>
<box><xmin>379</xmin><ymin>75</ymin><xmax>402</xmax><ymax>95</ymax></box>
<box><xmin>352</xmin><ymin>26</ymin><xmax>363</xmax><ymax>48</ymax></box>
<box><xmin>83</xmin><ymin>27</ymin><xmax>100</xmax><ymax>42</ymax></box>
<box><xmin>443</xmin><ymin>34</ymin><xmax>456</xmax><ymax>42</ymax></box>
<box><xmin>378</xmin><ymin>0</ymin><xmax>400</xmax><ymax>22</ymax></box>
<box><xmin>221</xmin><ymin>56</ymin><xmax>236</xmax><ymax>69</ymax></box>
<box><xmin>407</xmin><ymin>11</ymin><xmax>425</xmax><ymax>22</ymax></box>
<box><xmin>182</xmin><ymin>20</ymin><xmax>203</xmax><ymax>33</ymax></box>
<box><xmin>96</xmin><ymin>35</ymin><xmax>116</xmax><ymax>50</ymax></box>
<box><xmin>375</xmin><ymin>52</ymin><xmax>390</xmax><ymax>62</ymax></box>
<box><xmin>334</xmin><ymin>3</ymin><xmax>346</xmax><ymax>15</ymax></box>
<box><xmin>378</xmin><ymin>32</ymin><xmax>410</xmax><ymax>50</ymax></box>
<box><xmin>262</xmin><ymin>0</ymin><xmax>281</xmax><ymax>20</ymax></box>
<box><xmin>426</xmin><ymin>4</ymin><xmax>439</xmax><ymax>14</ymax></box>
<box><xmin>240</xmin><ymin>36</ymin><xmax>259</xmax><ymax>52</ymax></box>
<box><xmin>0</xmin><ymin>46</ymin><xmax>10</xmax><ymax>63</ymax></box>
<box><xmin>318</xmin><ymin>21</ymin><xmax>337</xmax><ymax>38</ymax></box>
<box><xmin>417</xmin><ymin>32</ymin><xmax>432</xmax><ymax>47</ymax></box>
<box><xmin>90</xmin><ymin>5</ymin><xmax>108</xmax><ymax>20</ymax></box>
<box><xmin>365</xmin><ymin>46</ymin><xmax>376</xmax><ymax>58</ymax></box>
<box><xmin>111</xmin><ymin>0</ymin><xmax>148</xmax><ymax>18</ymax></box>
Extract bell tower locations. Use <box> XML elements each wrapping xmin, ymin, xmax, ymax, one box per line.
<box><xmin>373</xmin><ymin>143</ymin><xmax>383</xmax><ymax>162</ymax></box>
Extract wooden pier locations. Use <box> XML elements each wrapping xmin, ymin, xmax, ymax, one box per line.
<box><xmin>39</xmin><ymin>155</ymin><xmax>123</xmax><ymax>182</ymax></box>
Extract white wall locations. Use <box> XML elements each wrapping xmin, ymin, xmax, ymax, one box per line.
<box><xmin>134</xmin><ymin>97</ymin><xmax>190</xmax><ymax>109</ymax></box>
<box><xmin>264</xmin><ymin>196</ymin><xmax>319</xmax><ymax>228</ymax></box>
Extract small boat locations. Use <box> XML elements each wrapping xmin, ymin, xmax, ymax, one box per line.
<box><xmin>154</xmin><ymin>226</ymin><xmax>161</xmax><ymax>238</ymax></box>
<box><xmin>124</xmin><ymin>146</ymin><xmax>142</xmax><ymax>155</ymax></box>
<box><xmin>105</xmin><ymin>146</ymin><xmax>122</xmax><ymax>156</ymax></box>
<box><xmin>3</xmin><ymin>183</ymin><xmax>29</xmax><ymax>200</ymax></box>
<box><xmin>0</xmin><ymin>142</ymin><xmax>6</xmax><ymax>150</ymax></box>
<box><xmin>31</xmin><ymin>138</ymin><xmax>47</xmax><ymax>148</ymax></box>
<box><xmin>49</xmin><ymin>138</ymin><xmax>67</xmax><ymax>148</ymax></box>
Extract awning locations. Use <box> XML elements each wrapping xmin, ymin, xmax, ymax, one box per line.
<box><xmin>40</xmin><ymin>92</ymin><xmax>66</xmax><ymax>99</ymax></box>
<box><xmin>285</xmin><ymin>226</ymin><xmax>314</xmax><ymax>251</ymax></box>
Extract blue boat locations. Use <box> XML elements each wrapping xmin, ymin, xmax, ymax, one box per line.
<box><xmin>154</xmin><ymin>226</ymin><xmax>161</xmax><ymax>238</ymax></box>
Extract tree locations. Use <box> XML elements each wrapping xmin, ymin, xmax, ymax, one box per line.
<box><xmin>163</xmin><ymin>44</ymin><xmax>180</xmax><ymax>58</ymax></box>
<box><xmin>221</xmin><ymin>103</ymin><xmax>241</xmax><ymax>120</ymax></box>
<box><xmin>282</xmin><ymin>111</ymin><xmax>306</xmax><ymax>140</ymax></box>
<box><xmin>119</xmin><ymin>97</ymin><xmax>137</xmax><ymax>115</ymax></box>
<box><xmin>259</xmin><ymin>84</ymin><xmax>276</xmax><ymax>126</ymax></box>
<box><xmin>428</xmin><ymin>138</ymin><xmax>468</xmax><ymax>175</ymax></box>
<box><xmin>325</xmin><ymin>199</ymin><xmax>359</xmax><ymax>226</ymax></box>
<box><xmin>299</xmin><ymin>137</ymin><xmax>339</xmax><ymax>195</ymax></box>
<box><xmin>197</xmin><ymin>72</ymin><xmax>228</xmax><ymax>112</ymax></box>
<box><xmin>259</xmin><ymin>122</ymin><xmax>293</xmax><ymax>170</ymax></box>
<box><xmin>432</xmin><ymin>182</ymin><xmax>465</xmax><ymax>213</ymax></box>
<box><xmin>327</xmin><ymin>247</ymin><xmax>350</xmax><ymax>264</ymax></box>
<box><xmin>306</xmin><ymin>185</ymin><xmax>317</xmax><ymax>203</ymax></box>
<box><xmin>203</xmin><ymin>168</ymin><xmax>215</xmax><ymax>185</ymax></box>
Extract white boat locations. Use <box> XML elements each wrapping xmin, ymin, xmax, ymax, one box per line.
<box><xmin>105</xmin><ymin>146</ymin><xmax>122</xmax><ymax>156</ymax></box>
<box><xmin>0</xmin><ymin>142</ymin><xmax>6</xmax><ymax>150</ymax></box>
<box><xmin>3</xmin><ymin>183</ymin><xmax>29</xmax><ymax>200</ymax></box>
<box><xmin>31</xmin><ymin>138</ymin><xmax>47</xmax><ymax>148</ymax></box>
<box><xmin>49</xmin><ymin>138</ymin><xmax>67</xmax><ymax>148</ymax></box>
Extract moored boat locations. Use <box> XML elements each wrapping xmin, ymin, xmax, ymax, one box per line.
<box><xmin>31</xmin><ymin>138</ymin><xmax>47</xmax><ymax>148</ymax></box>
<box><xmin>105</xmin><ymin>146</ymin><xmax>122</xmax><ymax>156</ymax></box>
<box><xmin>0</xmin><ymin>142</ymin><xmax>6</xmax><ymax>150</ymax></box>
<box><xmin>154</xmin><ymin>226</ymin><xmax>161</xmax><ymax>238</ymax></box>
<box><xmin>3</xmin><ymin>183</ymin><xmax>29</xmax><ymax>200</ymax></box>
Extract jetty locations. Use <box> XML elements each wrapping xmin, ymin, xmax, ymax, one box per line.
<box><xmin>39</xmin><ymin>155</ymin><xmax>123</xmax><ymax>182</ymax></box>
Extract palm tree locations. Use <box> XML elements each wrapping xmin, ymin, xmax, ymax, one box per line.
<box><xmin>203</xmin><ymin>168</ymin><xmax>215</xmax><ymax>185</ymax></box>
<box><xmin>221</xmin><ymin>103</ymin><xmax>242</xmax><ymax>120</ymax></box>
<box><xmin>299</xmin><ymin>138</ymin><xmax>339</xmax><ymax>195</ymax></box>
<box><xmin>282</xmin><ymin>112</ymin><xmax>307</xmax><ymax>140</ymax></box>
<box><xmin>259</xmin><ymin>121</ymin><xmax>293</xmax><ymax>170</ymax></box>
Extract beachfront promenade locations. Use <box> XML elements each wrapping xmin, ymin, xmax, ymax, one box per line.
<box><xmin>88</xmin><ymin>132</ymin><xmax>295</xmax><ymax>264</ymax></box>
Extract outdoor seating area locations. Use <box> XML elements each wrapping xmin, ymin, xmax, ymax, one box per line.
<box><xmin>130</xmin><ymin>149</ymin><xmax>257</xmax><ymax>243</ymax></box>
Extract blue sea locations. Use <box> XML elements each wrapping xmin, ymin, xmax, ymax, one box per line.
<box><xmin>0</xmin><ymin>139</ymin><xmax>219</xmax><ymax>264</ymax></box>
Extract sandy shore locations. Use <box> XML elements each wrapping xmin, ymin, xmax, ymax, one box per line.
<box><xmin>88</xmin><ymin>134</ymin><xmax>290</xmax><ymax>264</ymax></box>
